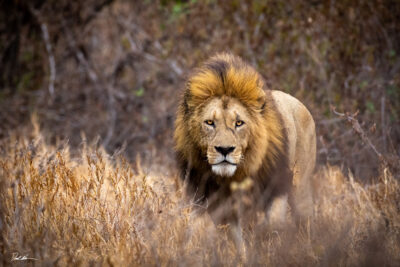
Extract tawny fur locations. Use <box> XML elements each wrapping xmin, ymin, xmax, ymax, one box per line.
<box><xmin>174</xmin><ymin>53</ymin><xmax>316</xmax><ymax>225</ymax></box>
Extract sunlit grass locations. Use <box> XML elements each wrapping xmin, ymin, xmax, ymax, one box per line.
<box><xmin>1</xmin><ymin>126</ymin><xmax>399</xmax><ymax>266</ymax></box>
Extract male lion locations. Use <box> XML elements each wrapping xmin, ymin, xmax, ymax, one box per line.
<box><xmin>174</xmin><ymin>53</ymin><xmax>316</xmax><ymax>227</ymax></box>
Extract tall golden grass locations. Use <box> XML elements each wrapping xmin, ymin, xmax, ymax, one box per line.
<box><xmin>1</xmin><ymin>125</ymin><xmax>399</xmax><ymax>266</ymax></box>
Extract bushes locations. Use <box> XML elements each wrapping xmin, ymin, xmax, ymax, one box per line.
<box><xmin>1</xmin><ymin>0</ymin><xmax>399</xmax><ymax>177</ymax></box>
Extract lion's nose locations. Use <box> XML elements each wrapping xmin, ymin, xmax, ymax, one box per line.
<box><xmin>215</xmin><ymin>146</ymin><xmax>235</xmax><ymax>156</ymax></box>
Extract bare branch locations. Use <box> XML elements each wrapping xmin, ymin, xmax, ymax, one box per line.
<box><xmin>29</xmin><ymin>6</ymin><xmax>56</xmax><ymax>96</ymax></box>
<box><xmin>40</xmin><ymin>23</ymin><xmax>56</xmax><ymax>96</ymax></box>
<box><xmin>114</xmin><ymin>15</ymin><xmax>183</xmax><ymax>77</ymax></box>
<box><xmin>381</xmin><ymin>96</ymin><xmax>386</xmax><ymax>153</ymax></box>
<box><xmin>62</xmin><ymin>21</ymin><xmax>116</xmax><ymax>148</ymax></box>
<box><xmin>331</xmin><ymin>105</ymin><xmax>386</xmax><ymax>165</ymax></box>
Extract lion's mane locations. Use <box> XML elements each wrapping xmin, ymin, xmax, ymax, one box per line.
<box><xmin>174</xmin><ymin>53</ymin><xmax>295</xmax><ymax>218</ymax></box>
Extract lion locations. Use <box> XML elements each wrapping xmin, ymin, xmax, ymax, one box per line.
<box><xmin>174</xmin><ymin>53</ymin><xmax>316</xmax><ymax>228</ymax></box>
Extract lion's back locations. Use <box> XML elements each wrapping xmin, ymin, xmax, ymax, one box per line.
<box><xmin>271</xmin><ymin>90</ymin><xmax>316</xmax><ymax>217</ymax></box>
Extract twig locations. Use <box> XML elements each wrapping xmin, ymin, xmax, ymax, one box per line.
<box><xmin>252</xmin><ymin>14</ymin><xmax>265</xmax><ymax>41</ymax></box>
<box><xmin>40</xmin><ymin>23</ymin><xmax>56</xmax><ymax>96</ymax></box>
<box><xmin>233</xmin><ymin>11</ymin><xmax>256</xmax><ymax>66</ymax></box>
<box><xmin>62</xmin><ymin>22</ymin><xmax>99</xmax><ymax>85</ymax></box>
<box><xmin>40</xmin><ymin>24</ymin><xmax>56</xmax><ymax>96</ymax></box>
<box><xmin>62</xmin><ymin>20</ymin><xmax>116</xmax><ymax>148</ymax></box>
<box><xmin>381</xmin><ymin>96</ymin><xmax>386</xmax><ymax>153</ymax></box>
<box><xmin>331</xmin><ymin>105</ymin><xmax>386</xmax><ymax>165</ymax></box>
<box><xmin>83</xmin><ymin>0</ymin><xmax>115</xmax><ymax>26</ymax></box>
<box><xmin>103</xmin><ymin>86</ymin><xmax>116</xmax><ymax>148</ymax></box>
<box><xmin>113</xmin><ymin>14</ymin><xmax>183</xmax><ymax>76</ymax></box>
<box><xmin>29</xmin><ymin>7</ymin><xmax>56</xmax><ymax>96</ymax></box>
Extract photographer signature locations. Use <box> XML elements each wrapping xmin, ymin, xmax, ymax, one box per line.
<box><xmin>11</xmin><ymin>252</ymin><xmax>38</xmax><ymax>262</ymax></box>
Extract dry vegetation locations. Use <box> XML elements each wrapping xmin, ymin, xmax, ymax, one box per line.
<box><xmin>0</xmin><ymin>121</ymin><xmax>399</xmax><ymax>266</ymax></box>
<box><xmin>1</xmin><ymin>0</ymin><xmax>400</xmax><ymax>266</ymax></box>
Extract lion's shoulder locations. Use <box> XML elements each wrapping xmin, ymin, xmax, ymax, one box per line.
<box><xmin>271</xmin><ymin>90</ymin><xmax>312</xmax><ymax>119</ymax></box>
<box><xmin>270</xmin><ymin>90</ymin><xmax>316</xmax><ymax>198</ymax></box>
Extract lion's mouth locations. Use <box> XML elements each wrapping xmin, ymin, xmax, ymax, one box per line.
<box><xmin>212</xmin><ymin>160</ymin><xmax>237</xmax><ymax>166</ymax></box>
<box><xmin>211</xmin><ymin>160</ymin><xmax>238</xmax><ymax>177</ymax></box>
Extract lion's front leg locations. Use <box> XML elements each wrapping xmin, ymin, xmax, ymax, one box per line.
<box><xmin>207</xmin><ymin>188</ymin><xmax>250</xmax><ymax>262</ymax></box>
<box><xmin>266</xmin><ymin>193</ymin><xmax>289</xmax><ymax>226</ymax></box>
<box><xmin>229</xmin><ymin>223</ymin><xmax>247</xmax><ymax>262</ymax></box>
<box><xmin>289</xmin><ymin>157</ymin><xmax>315</xmax><ymax>225</ymax></box>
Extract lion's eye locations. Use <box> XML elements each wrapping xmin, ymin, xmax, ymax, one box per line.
<box><xmin>205</xmin><ymin>120</ymin><xmax>215</xmax><ymax>126</ymax></box>
<box><xmin>235</xmin><ymin>120</ymin><xmax>244</xmax><ymax>127</ymax></box>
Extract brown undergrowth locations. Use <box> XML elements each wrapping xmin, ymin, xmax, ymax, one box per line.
<box><xmin>0</xmin><ymin>125</ymin><xmax>399</xmax><ymax>266</ymax></box>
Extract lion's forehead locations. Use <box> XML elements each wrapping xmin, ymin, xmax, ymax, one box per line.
<box><xmin>201</xmin><ymin>97</ymin><xmax>250</xmax><ymax>122</ymax></box>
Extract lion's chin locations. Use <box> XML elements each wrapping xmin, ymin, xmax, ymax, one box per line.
<box><xmin>211</xmin><ymin>163</ymin><xmax>237</xmax><ymax>177</ymax></box>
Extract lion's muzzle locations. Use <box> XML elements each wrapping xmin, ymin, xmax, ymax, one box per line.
<box><xmin>209</xmin><ymin>146</ymin><xmax>239</xmax><ymax>177</ymax></box>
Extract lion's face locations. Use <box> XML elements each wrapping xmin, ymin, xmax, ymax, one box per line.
<box><xmin>198</xmin><ymin>96</ymin><xmax>252</xmax><ymax>177</ymax></box>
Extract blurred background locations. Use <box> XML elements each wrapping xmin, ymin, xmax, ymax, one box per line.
<box><xmin>1</xmin><ymin>0</ymin><xmax>399</xmax><ymax>180</ymax></box>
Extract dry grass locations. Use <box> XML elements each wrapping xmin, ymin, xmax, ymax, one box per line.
<box><xmin>1</xmin><ymin>1</ymin><xmax>399</xmax><ymax>266</ymax></box>
<box><xmin>0</xmin><ymin>125</ymin><xmax>399</xmax><ymax>266</ymax></box>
